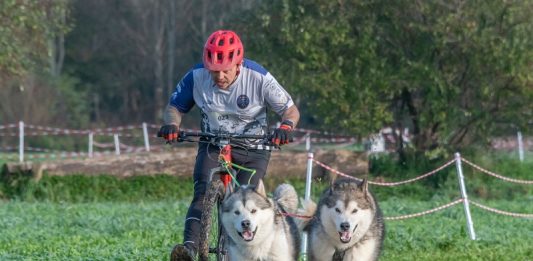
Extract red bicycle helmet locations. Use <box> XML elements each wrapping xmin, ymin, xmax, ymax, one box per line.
<box><xmin>203</xmin><ymin>30</ymin><xmax>244</xmax><ymax>71</ymax></box>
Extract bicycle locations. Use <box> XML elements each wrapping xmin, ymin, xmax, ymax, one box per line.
<box><xmin>173</xmin><ymin>131</ymin><xmax>278</xmax><ymax>261</ymax></box>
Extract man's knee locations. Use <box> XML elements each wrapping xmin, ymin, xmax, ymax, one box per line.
<box><xmin>193</xmin><ymin>181</ymin><xmax>208</xmax><ymax>198</ymax></box>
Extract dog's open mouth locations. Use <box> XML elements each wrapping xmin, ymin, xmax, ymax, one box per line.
<box><xmin>238</xmin><ymin>226</ymin><xmax>258</xmax><ymax>242</ymax></box>
<box><xmin>339</xmin><ymin>224</ymin><xmax>358</xmax><ymax>243</ymax></box>
<box><xmin>339</xmin><ymin>231</ymin><xmax>351</xmax><ymax>243</ymax></box>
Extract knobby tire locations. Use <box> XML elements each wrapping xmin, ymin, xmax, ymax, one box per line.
<box><xmin>198</xmin><ymin>179</ymin><xmax>227</xmax><ymax>261</ymax></box>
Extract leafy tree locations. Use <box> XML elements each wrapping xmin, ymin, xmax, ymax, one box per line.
<box><xmin>64</xmin><ymin>0</ymin><xmax>258</xmax><ymax>124</ymax></box>
<box><xmin>0</xmin><ymin>0</ymin><xmax>88</xmax><ymax>130</ymax></box>
<box><xmin>0</xmin><ymin>0</ymin><xmax>69</xmax><ymax>80</ymax></box>
<box><xmin>236</xmin><ymin>0</ymin><xmax>533</xmax><ymax>156</ymax></box>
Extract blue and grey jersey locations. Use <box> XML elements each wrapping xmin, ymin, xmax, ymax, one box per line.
<box><xmin>168</xmin><ymin>58</ymin><xmax>294</xmax><ymax>149</ymax></box>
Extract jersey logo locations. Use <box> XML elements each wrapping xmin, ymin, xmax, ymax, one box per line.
<box><xmin>237</xmin><ymin>94</ymin><xmax>250</xmax><ymax>109</ymax></box>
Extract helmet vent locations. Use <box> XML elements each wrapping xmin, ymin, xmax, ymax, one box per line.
<box><xmin>229</xmin><ymin>37</ymin><xmax>234</xmax><ymax>44</ymax></box>
<box><xmin>218</xmin><ymin>39</ymin><xmax>224</xmax><ymax>46</ymax></box>
<box><xmin>229</xmin><ymin>51</ymin><xmax>234</xmax><ymax>59</ymax></box>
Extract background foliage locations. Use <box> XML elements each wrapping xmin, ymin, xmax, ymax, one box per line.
<box><xmin>236</xmin><ymin>0</ymin><xmax>533</xmax><ymax>157</ymax></box>
<box><xmin>1</xmin><ymin>0</ymin><xmax>532</xmax><ymax>156</ymax></box>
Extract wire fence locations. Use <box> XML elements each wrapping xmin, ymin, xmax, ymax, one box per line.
<box><xmin>313</xmin><ymin>158</ymin><xmax>457</xmax><ymax>186</ymax></box>
<box><xmin>1</xmin><ymin>122</ymin><xmax>531</xmax><ymax>238</ymax></box>
<box><xmin>308</xmin><ymin>152</ymin><xmax>533</xmax><ymax>239</ymax></box>
<box><xmin>460</xmin><ymin>157</ymin><xmax>533</xmax><ymax>184</ymax></box>
<box><xmin>0</xmin><ymin>122</ymin><xmax>367</xmax><ymax>162</ymax></box>
<box><xmin>383</xmin><ymin>198</ymin><xmax>465</xmax><ymax>221</ymax></box>
<box><xmin>1</xmin><ymin>122</ymin><xmax>529</xmax><ymax>162</ymax></box>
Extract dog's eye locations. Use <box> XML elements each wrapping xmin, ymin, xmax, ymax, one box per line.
<box><xmin>234</xmin><ymin>210</ymin><xmax>240</xmax><ymax>215</ymax></box>
<box><xmin>352</xmin><ymin>209</ymin><xmax>358</xmax><ymax>214</ymax></box>
<box><xmin>335</xmin><ymin>208</ymin><xmax>341</xmax><ymax>213</ymax></box>
<box><xmin>251</xmin><ymin>209</ymin><xmax>257</xmax><ymax>214</ymax></box>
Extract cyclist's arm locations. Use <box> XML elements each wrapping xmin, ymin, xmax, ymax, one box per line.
<box><xmin>262</xmin><ymin>73</ymin><xmax>299</xmax><ymax>127</ymax></box>
<box><xmin>281</xmin><ymin>105</ymin><xmax>300</xmax><ymax>128</ymax></box>
<box><xmin>163</xmin><ymin>104</ymin><xmax>184</xmax><ymax>127</ymax></box>
<box><xmin>164</xmin><ymin>69</ymin><xmax>196</xmax><ymax>128</ymax></box>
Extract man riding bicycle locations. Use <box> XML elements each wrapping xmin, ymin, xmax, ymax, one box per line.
<box><xmin>158</xmin><ymin>30</ymin><xmax>300</xmax><ymax>260</ymax></box>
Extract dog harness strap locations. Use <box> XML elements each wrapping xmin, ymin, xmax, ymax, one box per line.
<box><xmin>332</xmin><ymin>249</ymin><xmax>345</xmax><ymax>261</ymax></box>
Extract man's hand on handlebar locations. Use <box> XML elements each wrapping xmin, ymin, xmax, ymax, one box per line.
<box><xmin>157</xmin><ymin>124</ymin><xmax>180</xmax><ymax>143</ymax></box>
<box><xmin>271</xmin><ymin>120</ymin><xmax>293</xmax><ymax>146</ymax></box>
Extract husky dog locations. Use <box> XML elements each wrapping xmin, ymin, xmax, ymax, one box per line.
<box><xmin>221</xmin><ymin>181</ymin><xmax>301</xmax><ymax>261</ymax></box>
<box><xmin>299</xmin><ymin>178</ymin><xmax>384</xmax><ymax>261</ymax></box>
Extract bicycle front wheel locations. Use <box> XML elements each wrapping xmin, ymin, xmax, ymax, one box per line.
<box><xmin>198</xmin><ymin>179</ymin><xmax>228</xmax><ymax>261</ymax></box>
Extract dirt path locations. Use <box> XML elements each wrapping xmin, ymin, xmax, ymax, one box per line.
<box><xmin>3</xmin><ymin>148</ymin><xmax>369</xmax><ymax>180</ymax></box>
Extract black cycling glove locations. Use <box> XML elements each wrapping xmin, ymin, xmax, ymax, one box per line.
<box><xmin>157</xmin><ymin>124</ymin><xmax>180</xmax><ymax>143</ymax></box>
<box><xmin>272</xmin><ymin>120</ymin><xmax>294</xmax><ymax>146</ymax></box>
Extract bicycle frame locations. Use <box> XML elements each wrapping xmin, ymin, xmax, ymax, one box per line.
<box><xmin>181</xmin><ymin>131</ymin><xmax>272</xmax><ymax>190</ymax></box>
<box><xmin>218</xmin><ymin>144</ymin><xmax>233</xmax><ymax>188</ymax></box>
<box><xmin>169</xmin><ymin>131</ymin><xmax>274</xmax><ymax>261</ymax></box>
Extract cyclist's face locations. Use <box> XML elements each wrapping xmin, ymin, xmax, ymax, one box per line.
<box><xmin>209</xmin><ymin>64</ymin><xmax>239</xmax><ymax>89</ymax></box>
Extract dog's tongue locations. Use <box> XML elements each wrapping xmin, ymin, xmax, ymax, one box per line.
<box><xmin>340</xmin><ymin>231</ymin><xmax>351</xmax><ymax>242</ymax></box>
<box><xmin>242</xmin><ymin>230</ymin><xmax>254</xmax><ymax>241</ymax></box>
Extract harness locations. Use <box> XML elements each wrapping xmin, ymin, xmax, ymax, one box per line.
<box><xmin>277</xmin><ymin>211</ymin><xmax>314</xmax><ymax>220</ymax></box>
<box><xmin>332</xmin><ymin>249</ymin><xmax>346</xmax><ymax>261</ymax></box>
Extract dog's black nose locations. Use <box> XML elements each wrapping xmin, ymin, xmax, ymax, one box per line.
<box><xmin>340</xmin><ymin>222</ymin><xmax>350</xmax><ymax>231</ymax></box>
<box><xmin>241</xmin><ymin>220</ymin><xmax>251</xmax><ymax>229</ymax></box>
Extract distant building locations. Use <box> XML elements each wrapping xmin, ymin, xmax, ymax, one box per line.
<box><xmin>368</xmin><ymin>127</ymin><xmax>411</xmax><ymax>153</ymax></box>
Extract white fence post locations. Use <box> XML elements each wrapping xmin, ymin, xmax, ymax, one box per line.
<box><xmin>88</xmin><ymin>132</ymin><xmax>94</xmax><ymax>158</ymax></box>
<box><xmin>300</xmin><ymin>151</ymin><xmax>314</xmax><ymax>260</ymax></box>
<box><xmin>142</xmin><ymin>122</ymin><xmax>150</xmax><ymax>152</ymax></box>
<box><xmin>305</xmin><ymin>133</ymin><xmax>311</xmax><ymax>152</ymax></box>
<box><xmin>18</xmin><ymin>121</ymin><xmax>24</xmax><ymax>162</ymax></box>
<box><xmin>455</xmin><ymin>152</ymin><xmax>476</xmax><ymax>240</ymax></box>
<box><xmin>114</xmin><ymin>134</ymin><xmax>121</xmax><ymax>155</ymax></box>
<box><xmin>517</xmin><ymin>131</ymin><xmax>524</xmax><ymax>162</ymax></box>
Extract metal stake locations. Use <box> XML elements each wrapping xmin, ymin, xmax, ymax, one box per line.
<box><xmin>455</xmin><ymin>152</ymin><xmax>476</xmax><ymax>240</ymax></box>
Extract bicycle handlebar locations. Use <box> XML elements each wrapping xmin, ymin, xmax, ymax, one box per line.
<box><xmin>177</xmin><ymin>130</ymin><xmax>293</xmax><ymax>147</ymax></box>
<box><xmin>179</xmin><ymin>131</ymin><xmax>271</xmax><ymax>140</ymax></box>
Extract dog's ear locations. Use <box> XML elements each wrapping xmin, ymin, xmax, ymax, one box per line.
<box><xmin>329</xmin><ymin>174</ymin><xmax>339</xmax><ymax>194</ymax></box>
<box><xmin>254</xmin><ymin>180</ymin><xmax>267</xmax><ymax>197</ymax></box>
<box><xmin>360</xmin><ymin>179</ymin><xmax>370</xmax><ymax>197</ymax></box>
<box><xmin>329</xmin><ymin>179</ymin><xmax>335</xmax><ymax>195</ymax></box>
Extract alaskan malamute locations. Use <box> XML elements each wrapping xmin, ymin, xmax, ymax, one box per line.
<box><xmin>299</xmin><ymin>178</ymin><xmax>385</xmax><ymax>261</ymax></box>
<box><xmin>221</xmin><ymin>181</ymin><xmax>301</xmax><ymax>260</ymax></box>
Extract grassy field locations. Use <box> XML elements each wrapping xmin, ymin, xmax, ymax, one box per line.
<box><xmin>0</xmin><ymin>151</ymin><xmax>531</xmax><ymax>260</ymax></box>
<box><xmin>0</xmin><ymin>198</ymin><xmax>531</xmax><ymax>260</ymax></box>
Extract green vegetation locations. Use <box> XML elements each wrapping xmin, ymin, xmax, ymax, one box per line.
<box><xmin>239</xmin><ymin>0</ymin><xmax>533</xmax><ymax>155</ymax></box>
<box><xmin>2</xmin><ymin>1</ymin><xmax>530</xmax><ymax>258</ymax></box>
<box><xmin>0</xmin><ymin>201</ymin><xmax>183</xmax><ymax>260</ymax></box>
<box><xmin>1</xmin><ymin>151</ymin><xmax>531</xmax><ymax>202</ymax></box>
<box><xmin>381</xmin><ymin>199</ymin><xmax>532</xmax><ymax>261</ymax></box>
<box><xmin>0</xmin><ymin>174</ymin><xmax>192</xmax><ymax>202</ymax></box>
<box><xmin>369</xmin><ymin>151</ymin><xmax>533</xmax><ymax>201</ymax></box>
<box><xmin>0</xmin><ymin>199</ymin><xmax>530</xmax><ymax>260</ymax></box>
<box><xmin>0</xmin><ymin>153</ymin><xmax>530</xmax><ymax>260</ymax></box>
<box><xmin>2</xmin><ymin>1</ymin><xmax>532</xmax><ymax>158</ymax></box>
<box><xmin>0</xmin><ymin>0</ymin><xmax>69</xmax><ymax>78</ymax></box>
